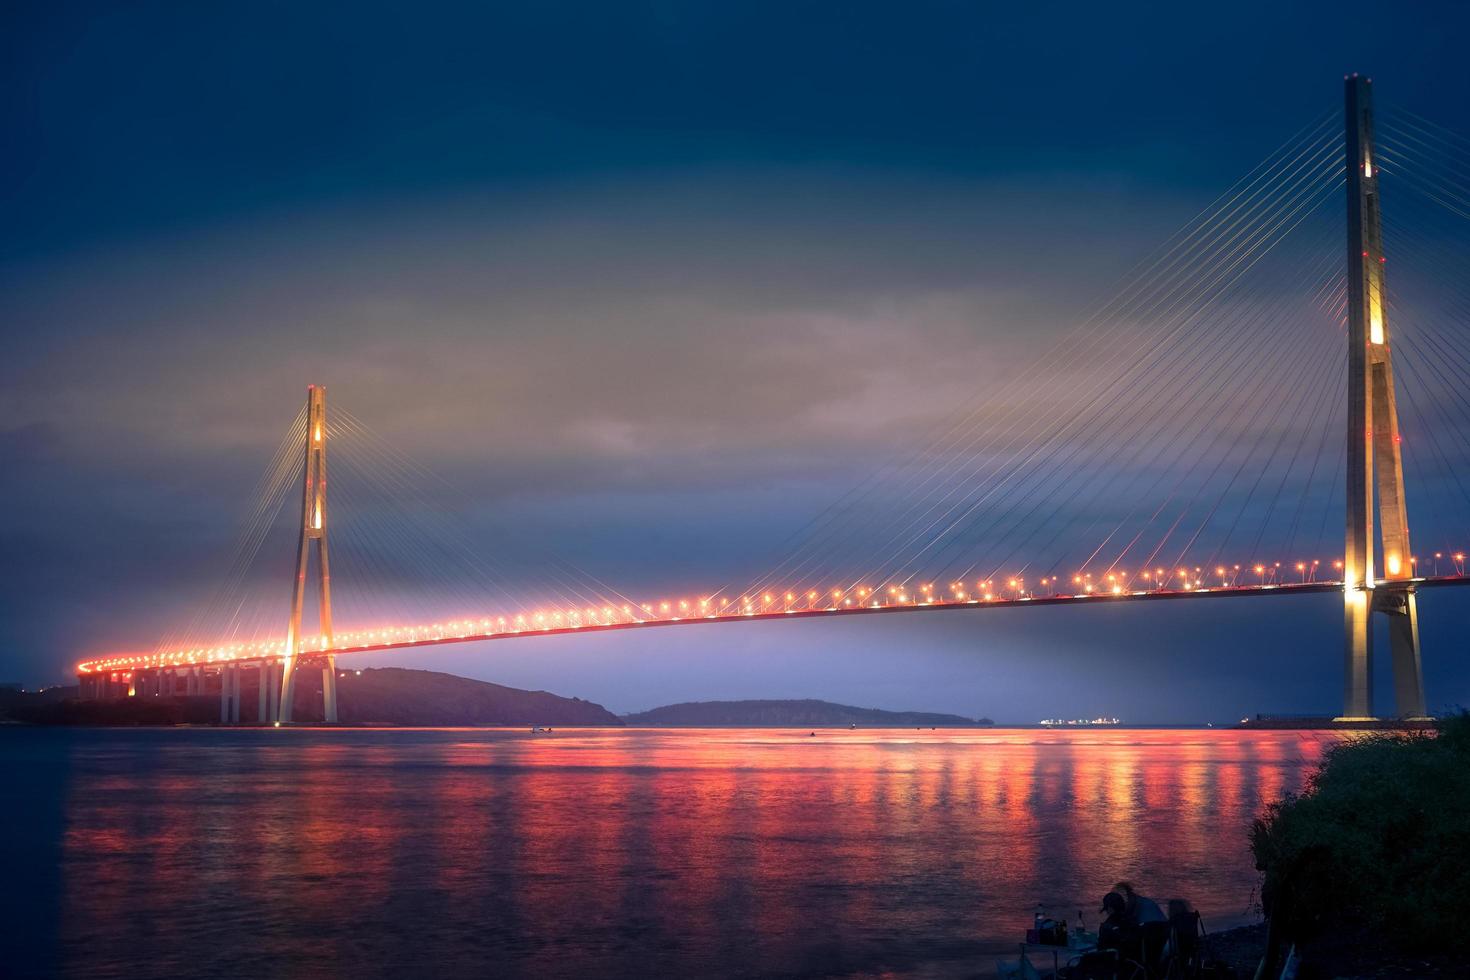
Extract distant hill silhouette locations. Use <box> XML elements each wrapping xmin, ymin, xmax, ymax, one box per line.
<box><xmin>323</xmin><ymin>668</ymin><xmax>622</xmax><ymax>726</ymax></box>
<box><xmin>3</xmin><ymin>669</ymin><xmax>622</xmax><ymax>727</ymax></box>
<box><xmin>622</xmin><ymin>699</ymin><xmax>991</xmax><ymax>727</ymax></box>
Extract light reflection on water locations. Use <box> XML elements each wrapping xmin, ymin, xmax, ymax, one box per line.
<box><xmin>5</xmin><ymin>728</ymin><xmax>1334</xmax><ymax>978</ymax></box>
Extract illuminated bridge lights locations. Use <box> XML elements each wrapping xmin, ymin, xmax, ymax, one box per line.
<box><xmin>74</xmin><ymin>554</ymin><xmax>1470</xmax><ymax>676</ymax></box>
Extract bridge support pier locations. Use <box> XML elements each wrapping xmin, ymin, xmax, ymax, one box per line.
<box><xmin>267</xmin><ymin>662</ymin><xmax>281</xmax><ymax>722</ymax></box>
<box><xmin>257</xmin><ymin>663</ymin><xmax>269</xmax><ymax>724</ymax></box>
<box><xmin>322</xmin><ymin>656</ymin><xmax>338</xmax><ymax>723</ymax></box>
<box><xmin>219</xmin><ymin>667</ymin><xmax>241</xmax><ymax>724</ymax></box>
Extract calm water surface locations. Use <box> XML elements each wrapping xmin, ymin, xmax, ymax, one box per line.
<box><xmin>1</xmin><ymin>727</ymin><xmax>1335</xmax><ymax>978</ymax></box>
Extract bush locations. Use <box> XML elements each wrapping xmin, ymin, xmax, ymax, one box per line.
<box><xmin>1249</xmin><ymin>713</ymin><xmax>1470</xmax><ymax>951</ymax></box>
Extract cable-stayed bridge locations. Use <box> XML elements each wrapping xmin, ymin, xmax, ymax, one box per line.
<box><xmin>76</xmin><ymin>77</ymin><xmax>1470</xmax><ymax>724</ymax></box>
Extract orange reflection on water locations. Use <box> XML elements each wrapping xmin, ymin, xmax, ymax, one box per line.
<box><xmin>51</xmin><ymin>728</ymin><xmax>1337</xmax><ymax>978</ymax></box>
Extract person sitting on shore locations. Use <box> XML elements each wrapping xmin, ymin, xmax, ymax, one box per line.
<box><xmin>1097</xmin><ymin>892</ymin><xmax>1138</xmax><ymax>953</ymax></box>
<box><xmin>1110</xmin><ymin>881</ymin><xmax>1166</xmax><ymax>926</ymax></box>
<box><xmin>1061</xmin><ymin>894</ymin><xmax>1138</xmax><ymax>980</ymax></box>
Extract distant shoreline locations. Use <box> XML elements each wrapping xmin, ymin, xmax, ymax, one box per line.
<box><xmin>3</xmin><ymin>674</ymin><xmax>1442</xmax><ymax>731</ymax></box>
<box><xmin>2</xmin><ymin>718</ymin><xmax>1435</xmax><ymax>733</ymax></box>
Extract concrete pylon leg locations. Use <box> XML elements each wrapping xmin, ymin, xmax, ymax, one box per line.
<box><xmin>1340</xmin><ymin>589</ymin><xmax>1374</xmax><ymax>720</ymax></box>
<box><xmin>321</xmin><ymin>656</ymin><xmax>338</xmax><ymax>724</ymax></box>
<box><xmin>220</xmin><ymin>671</ymin><xmax>230</xmax><ymax>724</ymax></box>
<box><xmin>231</xmin><ymin>669</ymin><xmax>242</xmax><ymax>723</ymax></box>
<box><xmin>279</xmin><ymin>661</ymin><xmax>295</xmax><ymax>724</ymax></box>
<box><xmin>1388</xmin><ymin>590</ymin><xmax>1425</xmax><ymax>718</ymax></box>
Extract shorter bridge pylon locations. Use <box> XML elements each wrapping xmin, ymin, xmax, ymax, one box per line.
<box><xmin>278</xmin><ymin>384</ymin><xmax>338</xmax><ymax>724</ymax></box>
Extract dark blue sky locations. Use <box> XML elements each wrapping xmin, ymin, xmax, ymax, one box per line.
<box><xmin>4</xmin><ymin>2</ymin><xmax>1469</xmax><ymax>721</ymax></box>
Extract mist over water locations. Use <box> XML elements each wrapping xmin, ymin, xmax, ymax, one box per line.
<box><xmin>3</xmin><ymin>727</ymin><xmax>1332</xmax><ymax>978</ymax></box>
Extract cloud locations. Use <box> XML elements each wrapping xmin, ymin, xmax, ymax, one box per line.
<box><xmin>0</xmin><ymin>168</ymin><xmax>1176</xmax><ymax>480</ymax></box>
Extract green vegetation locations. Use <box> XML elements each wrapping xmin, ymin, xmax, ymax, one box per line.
<box><xmin>1250</xmin><ymin>713</ymin><xmax>1470</xmax><ymax>955</ymax></box>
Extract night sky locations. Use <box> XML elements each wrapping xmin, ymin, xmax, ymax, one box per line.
<box><xmin>5</xmin><ymin>2</ymin><xmax>1470</xmax><ymax>721</ymax></box>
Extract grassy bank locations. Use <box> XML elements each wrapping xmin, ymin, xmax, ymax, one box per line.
<box><xmin>1248</xmin><ymin>712</ymin><xmax>1470</xmax><ymax>977</ymax></box>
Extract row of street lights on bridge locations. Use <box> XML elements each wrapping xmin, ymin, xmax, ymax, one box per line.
<box><xmin>79</xmin><ymin>550</ymin><xmax>1468</xmax><ymax>677</ymax></box>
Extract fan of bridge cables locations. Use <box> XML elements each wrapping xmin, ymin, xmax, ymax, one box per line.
<box><xmin>156</xmin><ymin>102</ymin><xmax>1470</xmax><ymax>654</ymax></box>
<box><xmin>153</xmin><ymin>402</ymin><xmax>639</xmax><ymax>655</ymax></box>
<box><xmin>1375</xmin><ymin>103</ymin><xmax>1470</xmax><ymax>566</ymax></box>
<box><xmin>722</xmin><ymin>102</ymin><xmax>1470</xmax><ymax>606</ymax></box>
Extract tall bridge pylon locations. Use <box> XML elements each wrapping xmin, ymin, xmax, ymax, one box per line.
<box><xmin>1341</xmin><ymin>75</ymin><xmax>1426</xmax><ymax>720</ymax></box>
<box><xmin>278</xmin><ymin>384</ymin><xmax>338</xmax><ymax>723</ymax></box>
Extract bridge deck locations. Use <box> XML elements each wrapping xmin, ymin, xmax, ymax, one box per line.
<box><xmin>78</xmin><ymin>574</ymin><xmax>1470</xmax><ymax>675</ymax></box>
